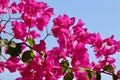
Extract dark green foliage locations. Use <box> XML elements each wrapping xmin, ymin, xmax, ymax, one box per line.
<box><xmin>86</xmin><ymin>71</ymin><xmax>93</xmax><ymax>80</ymax></box>
<box><xmin>64</xmin><ymin>68</ymin><xmax>74</xmax><ymax>80</ymax></box>
<box><xmin>22</xmin><ymin>50</ymin><xmax>35</xmax><ymax>63</ymax></box>
<box><xmin>96</xmin><ymin>72</ymin><xmax>101</xmax><ymax>80</ymax></box>
<box><xmin>103</xmin><ymin>65</ymin><xmax>114</xmax><ymax>73</ymax></box>
<box><xmin>6</xmin><ymin>41</ymin><xmax>22</xmax><ymax>56</ymax></box>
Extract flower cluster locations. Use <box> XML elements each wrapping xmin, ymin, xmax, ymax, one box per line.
<box><xmin>0</xmin><ymin>0</ymin><xmax>9</xmax><ymax>14</ymax></box>
<box><xmin>0</xmin><ymin>0</ymin><xmax>120</xmax><ymax>80</ymax></box>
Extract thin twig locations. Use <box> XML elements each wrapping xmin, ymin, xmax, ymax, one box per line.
<box><xmin>0</xmin><ymin>54</ymin><xmax>7</xmax><ymax>60</ymax></box>
<box><xmin>9</xmin><ymin>36</ymin><xmax>14</xmax><ymax>41</ymax></box>
<box><xmin>19</xmin><ymin>42</ymin><xmax>42</xmax><ymax>55</ymax></box>
<box><xmin>4</xmin><ymin>31</ymin><xmax>13</xmax><ymax>36</ymax></box>
<box><xmin>43</xmin><ymin>32</ymin><xmax>52</xmax><ymax>40</ymax></box>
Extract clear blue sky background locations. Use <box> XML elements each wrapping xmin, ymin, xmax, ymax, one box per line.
<box><xmin>0</xmin><ymin>0</ymin><xmax>120</xmax><ymax>80</ymax></box>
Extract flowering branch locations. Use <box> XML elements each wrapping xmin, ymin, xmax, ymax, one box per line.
<box><xmin>0</xmin><ymin>0</ymin><xmax>120</xmax><ymax>80</ymax></box>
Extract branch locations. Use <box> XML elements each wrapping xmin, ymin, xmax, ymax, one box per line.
<box><xmin>0</xmin><ymin>54</ymin><xmax>7</xmax><ymax>60</ymax></box>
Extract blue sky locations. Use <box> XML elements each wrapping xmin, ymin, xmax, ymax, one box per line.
<box><xmin>1</xmin><ymin>0</ymin><xmax>120</xmax><ymax>80</ymax></box>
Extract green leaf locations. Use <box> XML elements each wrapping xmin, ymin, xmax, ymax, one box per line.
<box><xmin>61</xmin><ymin>60</ymin><xmax>69</xmax><ymax>73</ymax></box>
<box><xmin>86</xmin><ymin>71</ymin><xmax>93</xmax><ymax>80</ymax></box>
<box><xmin>6</xmin><ymin>43</ymin><xmax>22</xmax><ymax>56</ymax></box>
<box><xmin>64</xmin><ymin>69</ymin><xmax>74</xmax><ymax>80</ymax></box>
<box><xmin>103</xmin><ymin>65</ymin><xmax>114</xmax><ymax>73</ymax></box>
<box><xmin>27</xmin><ymin>38</ymin><xmax>35</xmax><ymax>47</ymax></box>
<box><xmin>22</xmin><ymin>50</ymin><xmax>35</xmax><ymax>63</ymax></box>
<box><xmin>62</xmin><ymin>67</ymin><xmax>67</xmax><ymax>74</ymax></box>
<box><xmin>61</xmin><ymin>60</ymin><xmax>69</xmax><ymax>67</ymax></box>
<box><xmin>9</xmin><ymin>41</ymin><xmax>16</xmax><ymax>48</ymax></box>
<box><xmin>0</xmin><ymin>39</ymin><xmax>8</xmax><ymax>47</ymax></box>
<box><xmin>96</xmin><ymin>72</ymin><xmax>101</xmax><ymax>80</ymax></box>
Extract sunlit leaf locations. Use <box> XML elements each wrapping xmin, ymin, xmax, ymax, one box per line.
<box><xmin>9</xmin><ymin>41</ymin><xmax>16</xmax><ymax>48</ymax></box>
<box><xmin>64</xmin><ymin>69</ymin><xmax>74</xmax><ymax>80</ymax></box>
<box><xmin>27</xmin><ymin>38</ymin><xmax>35</xmax><ymax>47</ymax></box>
<box><xmin>61</xmin><ymin>60</ymin><xmax>69</xmax><ymax>73</ymax></box>
<box><xmin>61</xmin><ymin>60</ymin><xmax>69</xmax><ymax>67</ymax></box>
<box><xmin>0</xmin><ymin>39</ymin><xmax>8</xmax><ymax>47</ymax></box>
<box><xmin>62</xmin><ymin>67</ymin><xmax>67</xmax><ymax>74</ymax></box>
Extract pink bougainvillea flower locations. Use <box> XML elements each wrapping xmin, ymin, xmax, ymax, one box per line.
<box><xmin>0</xmin><ymin>24</ymin><xmax>5</xmax><ymax>33</ymax></box>
<box><xmin>1</xmin><ymin>0</ymin><xmax>120</xmax><ymax>79</ymax></box>
<box><xmin>53</xmin><ymin>14</ymin><xmax>75</xmax><ymax>28</ymax></box>
<box><xmin>32</xmin><ymin>40</ymin><xmax>46</xmax><ymax>53</ymax></box>
<box><xmin>17</xmin><ymin>52</ymin><xmax>62</xmax><ymax>80</ymax></box>
<box><xmin>75</xmin><ymin>72</ymin><xmax>88</xmax><ymax>80</ymax></box>
<box><xmin>28</xmin><ymin>30</ymin><xmax>40</xmax><ymax>39</ymax></box>
<box><xmin>73</xmin><ymin>28</ymin><xmax>90</xmax><ymax>44</ymax></box>
<box><xmin>115</xmin><ymin>40</ymin><xmax>120</xmax><ymax>52</ymax></box>
<box><xmin>73</xmin><ymin>19</ymin><xmax>85</xmax><ymax>35</ymax></box>
<box><xmin>45</xmin><ymin>47</ymin><xmax>63</xmax><ymax>78</ymax></box>
<box><xmin>5</xmin><ymin>57</ymin><xmax>23</xmax><ymax>73</ymax></box>
<box><xmin>46</xmin><ymin>47</ymin><xmax>66</xmax><ymax>63</ymax></box>
<box><xmin>104</xmin><ymin>35</ymin><xmax>116</xmax><ymax>46</ymax></box>
<box><xmin>52</xmin><ymin>14</ymin><xmax>75</xmax><ymax>38</ymax></box>
<box><xmin>9</xmin><ymin>1</ymin><xmax>18</xmax><ymax>14</ymax></box>
<box><xmin>106</xmin><ymin>57</ymin><xmax>115</xmax><ymax>65</ymax></box>
<box><xmin>72</xmin><ymin>51</ymin><xmax>90</xmax><ymax>68</ymax></box>
<box><xmin>18</xmin><ymin>0</ymin><xmax>54</xmax><ymax>29</ymax></box>
<box><xmin>36</xmin><ymin>15</ymin><xmax>50</xmax><ymax>31</ymax></box>
<box><xmin>92</xmin><ymin>61</ymin><xmax>103</xmax><ymax>71</ymax></box>
<box><xmin>17</xmin><ymin>66</ymin><xmax>35</xmax><ymax>80</ymax></box>
<box><xmin>93</xmin><ymin>33</ymin><xmax>103</xmax><ymax>49</ymax></box>
<box><xmin>36</xmin><ymin>8</ymin><xmax>54</xmax><ymax>30</ymax></box>
<box><xmin>0</xmin><ymin>61</ymin><xmax>5</xmax><ymax>73</ymax></box>
<box><xmin>12</xmin><ymin>20</ymin><xmax>27</xmax><ymax>40</ymax></box>
<box><xmin>22</xmin><ymin>14</ymin><xmax>38</xmax><ymax>27</ymax></box>
<box><xmin>22</xmin><ymin>54</ymin><xmax>44</xmax><ymax>80</ymax></box>
<box><xmin>95</xmin><ymin>46</ymin><xmax>107</xmax><ymax>58</ymax></box>
<box><xmin>44</xmin><ymin>8</ymin><xmax>54</xmax><ymax>16</ymax></box>
<box><xmin>107</xmin><ymin>46</ymin><xmax>116</xmax><ymax>55</ymax></box>
<box><xmin>71</xmin><ymin>43</ymin><xmax>90</xmax><ymax>77</ymax></box>
<box><xmin>117</xmin><ymin>70</ymin><xmax>120</xmax><ymax>75</ymax></box>
<box><xmin>0</xmin><ymin>0</ymin><xmax>10</xmax><ymax>14</ymax></box>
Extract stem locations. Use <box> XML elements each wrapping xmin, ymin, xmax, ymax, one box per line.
<box><xmin>0</xmin><ymin>14</ymin><xmax>3</xmax><ymax>24</ymax></box>
<box><xmin>7</xmin><ymin>8</ymin><xmax>11</xmax><ymax>19</ymax></box>
<box><xmin>4</xmin><ymin>31</ymin><xmax>13</xmax><ymax>36</ymax></box>
<box><xmin>19</xmin><ymin>42</ymin><xmax>42</xmax><ymax>55</ymax></box>
<box><xmin>46</xmin><ymin>27</ymin><xmax>49</xmax><ymax>34</ymax></box>
<box><xmin>43</xmin><ymin>32</ymin><xmax>52</xmax><ymax>40</ymax></box>
<box><xmin>100</xmin><ymin>71</ymin><xmax>112</xmax><ymax>75</ymax></box>
<box><xmin>0</xmin><ymin>19</ymin><xmax>13</xmax><ymax>22</ymax></box>
<box><xmin>0</xmin><ymin>18</ymin><xmax>10</xmax><ymax>32</ymax></box>
<box><xmin>10</xmin><ymin>36</ymin><xmax>14</xmax><ymax>41</ymax></box>
<box><xmin>0</xmin><ymin>54</ymin><xmax>7</xmax><ymax>60</ymax></box>
<box><xmin>43</xmin><ymin>27</ymin><xmax>53</xmax><ymax>40</ymax></box>
<box><xmin>25</xmin><ymin>27</ymin><xmax>31</xmax><ymax>42</ymax></box>
<box><xmin>2</xmin><ymin>13</ymin><xmax>4</xmax><ymax>20</ymax></box>
<box><xmin>112</xmin><ymin>73</ymin><xmax>118</xmax><ymax>80</ymax></box>
<box><xmin>10</xmin><ymin>18</ymin><xmax>22</xmax><ymax>20</ymax></box>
